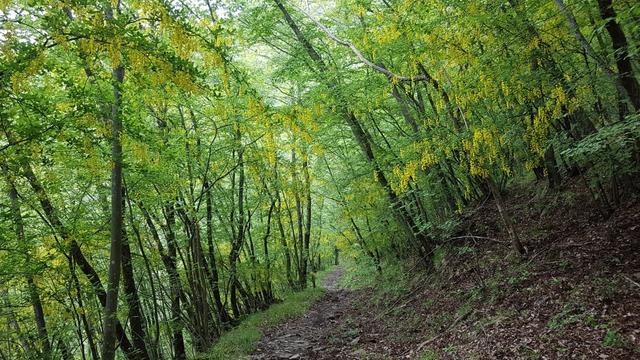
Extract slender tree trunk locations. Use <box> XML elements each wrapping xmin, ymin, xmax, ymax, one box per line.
<box><xmin>302</xmin><ymin>153</ymin><xmax>312</xmax><ymax>289</ymax></box>
<box><xmin>554</xmin><ymin>0</ymin><xmax>637</xmax><ymax>110</ymax></box>
<box><xmin>2</xmin><ymin>289</ymin><xmax>30</xmax><ymax>354</ymax></box>
<box><xmin>125</xmin><ymin>196</ymin><xmax>160</xmax><ymax>360</ymax></box>
<box><xmin>121</xmin><ymin>223</ymin><xmax>149</xmax><ymax>359</ymax></box>
<box><xmin>276</xmin><ymin>191</ymin><xmax>296</xmax><ymax>289</ymax></box>
<box><xmin>178</xmin><ymin>204</ymin><xmax>216</xmax><ymax>351</ymax></box>
<box><xmin>274</xmin><ymin>151</ymin><xmax>295</xmax><ymax>289</ymax></box>
<box><xmin>596</xmin><ymin>0</ymin><xmax>640</xmax><ymax>111</ymax></box>
<box><xmin>26</xmin><ymin>279</ymin><xmax>49</xmax><ymax>356</ymax></box>
<box><xmin>262</xmin><ymin>200</ymin><xmax>276</xmax><ymax>301</ymax></box>
<box><xmin>205</xmin><ymin>181</ymin><xmax>231</xmax><ymax>324</ymax></box>
<box><xmin>2</xmin><ymin>164</ymin><xmax>51</xmax><ymax>358</ymax></box>
<box><xmin>292</xmin><ymin>149</ymin><xmax>306</xmax><ymax>287</ymax></box>
<box><xmin>102</xmin><ymin>61</ymin><xmax>125</xmax><ymax>360</ymax></box>
<box><xmin>230</xmin><ymin>128</ymin><xmax>245</xmax><ymax>318</ymax></box>
<box><xmin>487</xmin><ymin>177</ymin><xmax>525</xmax><ymax>256</ymax></box>
<box><xmin>164</xmin><ymin>203</ymin><xmax>186</xmax><ymax>360</ymax></box>
<box><xmin>70</xmin><ymin>260</ymin><xmax>100</xmax><ymax>360</ymax></box>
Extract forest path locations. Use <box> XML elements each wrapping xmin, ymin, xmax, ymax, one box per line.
<box><xmin>251</xmin><ymin>267</ymin><xmax>363</xmax><ymax>359</ymax></box>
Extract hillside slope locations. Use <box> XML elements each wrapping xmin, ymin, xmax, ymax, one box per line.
<box><xmin>252</xmin><ymin>181</ymin><xmax>639</xmax><ymax>359</ymax></box>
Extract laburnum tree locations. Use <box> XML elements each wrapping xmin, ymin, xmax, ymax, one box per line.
<box><xmin>1</xmin><ymin>0</ymin><xmax>639</xmax><ymax>358</ymax></box>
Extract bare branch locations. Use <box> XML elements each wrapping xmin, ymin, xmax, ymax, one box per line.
<box><xmin>294</xmin><ymin>5</ymin><xmax>428</xmax><ymax>83</ymax></box>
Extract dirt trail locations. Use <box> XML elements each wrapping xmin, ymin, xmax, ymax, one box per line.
<box><xmin>251</xmin><ymin>267</ymin><xmax>361</xmax><ymax>359</ymax></box>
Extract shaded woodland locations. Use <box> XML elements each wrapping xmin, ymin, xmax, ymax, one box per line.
<box><xmin>0</xmin><ymin>0</ymin><xmax>639</xmax><ymax>359</ymax></box>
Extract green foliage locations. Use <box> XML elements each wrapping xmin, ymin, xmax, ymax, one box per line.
<box><xmin>339</xmin><ymin>259</ymin><xmax>411</xmax><ymax>299</ymax></box>
<box><xmin>1</xmin><ymin>0</ymin><xmax>639</xmax><ymax>357</ymax></box>
<box><xmin>419</xmin><ymin>349</ymin><xmax>439</xmax><ymax>360</ymax></box>
<box><xmin>547</xmin><ymin>304</ymin><xmax>584</xmax><ymax>330</ymax></box>
<box><xmin>562</xmin><ymin>115</ymin><xmax>640</xmax><ymax>163</ymax></box>
<box><xmin>602</xmin><ymin>329</ymin><xmax>626</xmax><ymax>348</ymax></box>
<box><xmin>444</xmin><ymin>344</ymin><xmax>458</xmax><ymax>355</ymax></box>
<box><xmin>432</xmin><ymin>247</ymin><xmax>448</xmax><ymax>268</ymax></box>
<box><xmin>338</xmin><ymin>258</ymin><xmax>382</xmax><ymax>290</ymax></box>
<box><xmin>508</xmin><ymin>267</ymin><xmax>531</xmax><ymax>287</ymax></box>
<box><xmin>592</xmin><ymin>276</ymin><xmax>623</xmax><ymax>302</ymax></box>
<box><xmin>562</xmin><ymin>114</ymin><xmax>640</xmax><ymax>199</ymax></box>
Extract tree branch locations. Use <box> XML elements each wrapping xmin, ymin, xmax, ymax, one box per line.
<box><xmin>295</xmin><ymin>5</ymin><xmax>429</xmax><ymax>83</ymax></box>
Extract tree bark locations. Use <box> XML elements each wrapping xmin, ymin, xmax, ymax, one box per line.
<box><xmin>487</xmin><ymin>177</ymin><xmax>525</xmax><ymax>256</ymax></box>
<box><xmin>163</xmin><ymin>203</ymin><xmax>186</xmax><ymax>360</ymax></box>
<box><xmin>1</xmin><ymin>163</ymin><xmax>51</xmax><ymax>358</ymax></box>
<box><xmin>302</xmin><ymin>153</ymin><xmax>312</xmax><ymax>289</ymax></box>
<box><xmin>102</xmin><ymin>61</ymin><xmax>125</xmax><ymax>360</ymax></box>
<box><xmin>229</xmin><ymin>128</ymin><xmax>245</xmax><ymax>318</ymax></box>
<box><xmin>596</xmin><ymin>0</ymin><xmax>640</xmax><ymax>111</ymax></box>
<box><xmin>554</xmin><ymin>0</ymin><xmax>637</xmax><ymax>111</ymax></box>
<box><xmin>120</xmin><ymin>216</ymin><xmax>149</xmax><ymax>360</ymax></box>
<box><xmin>205</xmin><ymin>181</ymin><xmax>231</xmax><ymax>325</ymax></box>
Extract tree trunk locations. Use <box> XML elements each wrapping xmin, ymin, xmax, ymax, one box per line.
<box><xmin>2</xmin><ymin>164</ymin><xmax>51</xmax><ymax>358</ymax></box>
<box><xmin>19</xmin><ymin>160</ymin><xmax>135</xmax><ymax>359</ymax></box>
<box><xmin>302</xmin><ymin>154</ymin><xmax>312</xmax><ymax>289</ymax></box>
<box><xmin>262</xmin><ymin>199</ymin><xmax>276</xmax><ymax>302</ymax></box>
<box><xmin>102</xmin><ymin>62</ymin><xmax>125</xmax><ymax>360</ymax></box>
<box><xmin>487</xmin><ymin>177</ymin><xmax>525</xmax><ymax>256</ymax></box>
<box><xmin>276</xmin><ymin>190</ymin><xmax>296</xmax><ymax>289</ymax></box>
<box><xmin>205</xmin><ymin>181</ymin><xmax>231</xmax><ymax>325</ymax></box>
<box><xmin>121</xmin><ymin>221</ymin><xmax>149</xmax><ymax>360</ymax></box>
<box><xmin>596</xmin><ymin>0</ymin><xmax>640</xmax><ymax>111</ymax></box>
<box><xmin>292</xmin><ymin>149</ymin><xmax>306</xmax><ymax>288</ymax></box>
<box><xmin>230</xmin><ymin>128</ymin><xmax>245</xmax><ymax>318</ymax></box>
<box><xmin>70</xmin><ymin>260</ymin><xmax>100</xmax><ymax>360</ymax></box>
<box><xmin>125</xmin><ymin>195</ymin><xmax>161</xmax><ymax>360</ymax></box>
<box><xmin>164</xmin><ymin>203</ymin><xmax>186</xmax><ymax>360</ymax></box>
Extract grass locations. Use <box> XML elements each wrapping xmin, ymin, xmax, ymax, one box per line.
<box><xmin>602</xmin><ymin>329</ymin><xmax>626</xmax><ymax>348</ymax></box>
<box><xmin>200</xmin><ymin>268</ymin><xmax>335</xmax><ymax>360</ymax></box>
<box><xmin>338</xmin><ymin>258</ymin><xmax>413</xmax><ymax>302</ymax></box>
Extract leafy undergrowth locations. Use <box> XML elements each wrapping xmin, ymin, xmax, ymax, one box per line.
<box><xmin>201</xmin><ymin>270</ymin><xmax>333</xmax><ymax>360</ymax></box>
<box><xmin>337</xmin><ymin>180</ymin><xmax>640</xmax><ymax>359</ymax></box>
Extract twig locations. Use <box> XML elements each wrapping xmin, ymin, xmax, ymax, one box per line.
<box><xmin>623</xmin><ymin>275</ymin><xmax>640</xmax><ymax>290</ymax></box>
<box><xmin>447</xmin><ymin>235</ymin><xmax>509</xmax><ymax>244</ymax></box>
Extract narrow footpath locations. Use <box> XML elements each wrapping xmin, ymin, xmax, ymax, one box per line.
<box><xmin>251</xmin><ymin>267</ymin><xmax>362</xmax><ymax>359</ymax></box>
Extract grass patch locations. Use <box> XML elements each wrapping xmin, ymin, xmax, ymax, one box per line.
<box><xmin>339</xmin><ymin>259</ymin><xmax>412</xmax><ymax>302</ymax></box>
<box><xmin>201</xmin><ymin>266</ymin><xmax>337</xmax><ymax>360</ymax></box>
<box><xmin>338</xmin><ymin>257</ymin><xmax>382</xmax><ymax>290</ymax></box>
<box><xmin>547</xmin><ymin>303</ymin><xmax>583</xmax><ymax>330</ymax></box>
<box><xmin>602</xmin><ymin>329</ymin><xmax>626</xmax><ymax>348</ymax></box>
<box><xmin>200</xmin><ymin>287</ymin><xmax>325</xmax><ymax>359</ymax></box>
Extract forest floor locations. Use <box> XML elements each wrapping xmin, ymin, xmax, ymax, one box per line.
<box><xmin>251</xmin><ymin>180</ymin><xmax>640</xmax><ymax>359</ymax></box>
<box><xmin>250</xmin><ymin>267</ymin><xmax>358</xmax><ymax>359</ymax></box>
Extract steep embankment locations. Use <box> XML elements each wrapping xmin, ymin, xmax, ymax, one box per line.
<box><xmin>251</xmin><ymin>181</ymin><xmax>639</xmax><ymax>359</ymax></box>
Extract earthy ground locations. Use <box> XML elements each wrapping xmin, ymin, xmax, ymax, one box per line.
<box><xmin>252</xmin><ymin>181</ymin><xmax>640</xmax><ymax>359</ymax></box>
<box><xmin>250</xmin><ymin>267</ymin><xmax>361</xmax><ymax>359</ymax></box>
